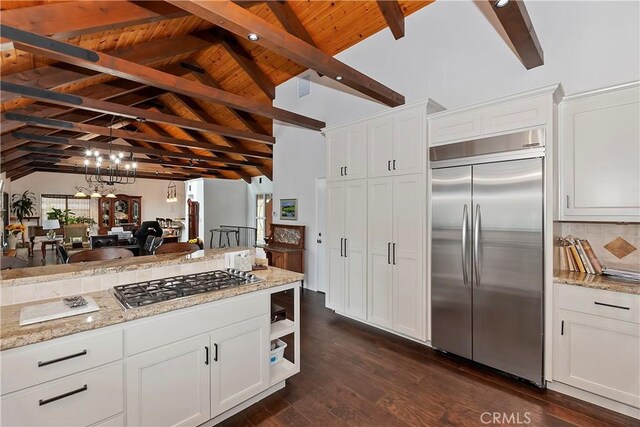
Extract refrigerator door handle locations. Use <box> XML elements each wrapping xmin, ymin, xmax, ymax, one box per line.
<box><xmin>474</xmin><ymin>204</ymin><xmax>481</xmax><ymax>287</ymax></box>
<box><xmin>462</xmin><ymin>204</ymin><xmax>469</xmax><ymax>285</ymax></box>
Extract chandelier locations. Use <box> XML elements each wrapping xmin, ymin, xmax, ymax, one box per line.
<box><xmin>83</xmin><ymin>116</ymin><xmax>138</xmax><ymax>186</ymax></box>
<box><xmin>74</xmin><ymin>183</ymin><xmax>117</xmax><ymax>199</ymax></box>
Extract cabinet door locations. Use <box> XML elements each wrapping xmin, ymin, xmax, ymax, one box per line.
<box><xmin>483</xmin><ymin>95</ymin><xmax>547</xmax><ymax>136</ymax></box>
<box><xmin>326</xmin><ymin>182</ymin><xmax>345</xmax><ymax>311</ymax></box>
<box><xmin>555</xmin><ymin>310</ymin><xmax>640</xmax><ymax>408</ymax></box>
<box><xmin>561</xmin><ymin>84</ymin><xmax>640</xmax><ymax>221</ymax></box>
<box><xmin>344</xmin><ymin>180</ymin><xmax>367</xmax><ymax>320</ymax></box>
<box><xmin>392</xmin><ymin>174</ymin><xmax>425</xmax><ymax>340</ymax></box>
<box><xmin>367</xmin><ymin>178</ymin><xmax>393</xmax><ymax>328</ymax></box>
<box><xmin>326</xmin><ymin>130</ymin><xmax>346</xmax><ymax>180</ymax></box>
<box><xmin>429</xmin><ymin>111</ymin><xmax>482</xmax><ymax>146</ymax></box>
<box><xmin>131</xmin><ymin>198</ymin><xmax>141</xmax><ymax>225</ymax></box>
<box><xmin>345</xmin><ymin>124</ymin><xmax>367</xmax><ymax>180</ymax></box>
<box><xmin>367</xmin><ymin>117</ymin><xmax>393</xmax><ymax>178</ymax></box>
<box><xmin>393</xmin><ymin>107</ymin><xmax>424</xmax><ymax>175</ymax></box>
<box><xmin>126</xmin><ymin>335</ymin><xmax>210</xmax><ymax>427</ymax></box>
<box><xmin>210</xmin><ymin>316</ymin><xmax>270</xmax><ymax>417</ymax></box>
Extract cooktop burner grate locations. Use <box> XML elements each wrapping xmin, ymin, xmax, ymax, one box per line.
<box><xmin>112</xmin><ymin>269</ymin><xmax>261</xmax><ymax>309</ymax></box>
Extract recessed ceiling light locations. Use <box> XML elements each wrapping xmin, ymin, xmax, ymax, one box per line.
<box><xmin>495</xmin><ymin>0</ymin><xmax>510</xmax><ymax>8</ymax></box>
<box><xmin>336</xmin><ymin>76</ymin><xmax>343</xmax><ymax>81</ymax></box>
<box><xmin>247</xmin><ymin>33</ymin><xmax>259</xmax><ymax>41</ymax></box>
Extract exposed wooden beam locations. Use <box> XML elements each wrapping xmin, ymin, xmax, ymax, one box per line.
<box><xmin>487</xmin><ymin>0</ymin><xmax>544</xmax><ymax>69</ymax></box>
<box><xmin>3</xmin><ymin>113</ymin><xmax>272</xmax><ymax>160</ymax></box>
<box><xmin>376</xmin><ymin>1</ymin><xmax>405</xmax><ymax>40</ymax></box>
<box><xmin>267</xmin><ymin>1</ymin><xmax>318</xmax><ymax>46</ymax></box>
<box><xmin>10</xmin><ymin>133</ymin><xmax>262</xmax><ymax>168</ymax></box>
<box><xmin>1</xmin><ymin>82</ymin><xmax>276</xmax><ymax>144</ymax></box>
<box><xmin>7</xmin><ymin>166</ymin><xmax>35</xmax><ymax>181</ymax></box>
<box><xmin>30</xmin><ymin>165</ymin><xmax>200</xmax><ymax>181</ymax></box>
<box><xmin>0</xmin><ymin>1</ymin><xmax>189</xmax><ymax>48</ymax></box>
<box><xmin>2</xmin><ymin>25</ymin><xmax>325</xmax><ymax>130</ymax></box>
<box><xmin>166</xmin><ymin>0</ymin><xmax>405</xmax><ymax>107</ymax></box>
<box><xmin>2</xmin><ymin>35</ymin><xmax>211</xmax><ymax>107</ymax></box>
<box><xmin>208</xmin><ymin>28</ymin><xmax>275</xmax><ymax>100</ymax></box>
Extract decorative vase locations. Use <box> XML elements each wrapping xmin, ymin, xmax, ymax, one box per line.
<box><xmin>7</xmin><ymin>234</ymin><xmax>18</xmax><ymax>250</ymax></box>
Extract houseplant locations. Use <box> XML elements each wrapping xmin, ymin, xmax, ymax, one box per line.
<box><xmin>10</xmin><ymin>191</ymin><xmax>37</xmax><ymax>224</ymax></box>
<box><xmin>46</xmin><ymin>207</ymin><xmax>75</xmax><ymax>225</ymax></box>
<box><xmin>5</xmin><ymin>223</ymin><xmax>25</xmax><ymax>249</ymax></box>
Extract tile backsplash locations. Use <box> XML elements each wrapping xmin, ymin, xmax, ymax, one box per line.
<box><xmin>556</xmin><ymin>222</ymin><xmax>640</xmax><ymax>272</ymax></box>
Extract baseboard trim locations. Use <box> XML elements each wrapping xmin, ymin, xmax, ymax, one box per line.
<box><xmin>547</xmin><ymin>381</ymin><xmax>640</xmax><ymax>419</ymax></box>
<box><xmin>200</xmin><ymin>382</ymin><xmax>286</xmax><ymax>426</ymax></box>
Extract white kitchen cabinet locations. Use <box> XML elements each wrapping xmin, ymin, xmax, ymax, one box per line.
<box><xmin>125</xmin><ymin>334</ymin><xmax>211</xmax><ymax>427</ymax></box>
<box><xmin>367</xmin><ymin>174</ymin><xmax>424</xmax><ymax>340</ymax></box>
<box><xmin>326</xmin><ymin>124</ymin><xmax>367</xmax><ymax>181</ymax></box>
<box><xmin>325</xmin><ymin>179</ymin><xmax>367</xmax><ymax>320</ymax></box>
<box><xmin>559</xmin><ymin>82</ymin><xmax>640</xmax><ymax>221</ymax></box>
<box><xmin>555</xmin><ymin>310</ymin><xmax>639</xmax><ymax>408</ymax></box>
<box><xmin>429</xmin><ymin>110</ymin><xmax>482</xmax><ymax>146</ymax></box>
<box><xmin>210</xmin><ymin>316</ymin><xmax>270</xmax><ymax>417</ymax></box>
<box><xmin>483</xmin><ymin>95</ymin><xmax>548</xmax><ymax>136</ymax></box>
<box><xmin>367</xmin><ymin>107</ymin><xmax>425</xmax><ymax>177</ymax></box>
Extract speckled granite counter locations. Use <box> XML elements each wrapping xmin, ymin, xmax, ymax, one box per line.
<box><xmin>0</xmin><ymin>266</ymin><xmax>303</xmax><ymax>351</ymax></box>
<box><xmin>554</xmin><ymin>270</ymin><xmax>640</xmax><ymax>295</ymax></box>
<box><xmin>1</xmin><ymin>247</ymin><xmax>247</xmax><ymax>287</ymax></box>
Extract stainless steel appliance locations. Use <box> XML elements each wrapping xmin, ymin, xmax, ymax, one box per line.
<box><xmin>112</xmin><ymin>269</ymin><xmax>262</xmax><ymax>309</ymax></box>
<box><xmin>430</xmin><ymin>129</ymin><xmax>545</xmax><ymax>386</ymax></box>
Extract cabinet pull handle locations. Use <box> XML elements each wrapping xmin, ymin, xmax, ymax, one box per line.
<box><xmin>388</xmin><ymin>242</ymin><xmax>391</xmax><ymax>264</ymax></box>
<box><xmin>205</xmin><ymin>346</ymin><xmax>209</xmax><ymax>365</ymax></box>
<box><xmin>393</xmin><ymin>160</ymin><xmax>396</xmax><ymax>170</ymax></box>
<box><xmin>38</xmin><ymin>349</ymin><xmax>87</xmax><ymax>367</ymax></box>
<box><xmin>344</xmin><ymin>166</ymin><xmax>347</xmax><ymax>175</ymax></box>
<box><xmin>344</xmin><ymin>238</ymin><xmax>347</xmax><ymax>257</ymax></box>
<box><xmin>392</xmin><ymin>243</ymin><xmax>396</xmax><ymax>265</ymax></box>
<box><xmin>340</xmin><ymin>167</ymin><xmax>343</xmax><ymax>176</ymax></box>
<box><xmin>39</xmin><ymin>384</ymin><xmax>87</xmax><ymax>406</ymax></box>
<box><xmin>340</xmin><ymin>238</ymin><xmax>344</xmax><ymax>257</ymax></box>
<box><xmin>561</xmin><ymin>320</ymin><xmax>564</xmax><ymax>336</ymax></box>
<box><xmin>213</xmin><ymin>343</ymin><xmax>218</xmax><ymax>362</ymax></box>
<box><xmin>388</xmin><ymin>160</ymin><xmax>391</xmax><ymax>171</ymax></box>
<box><xmin>566</xmin><ymin>195</ymin><xmax>570</xmax><ymax>209</ymax></box>
<box><xmin>594</xmin><ymin>301</ymin><xmax>630</xmax><ymax>310</ymax></box>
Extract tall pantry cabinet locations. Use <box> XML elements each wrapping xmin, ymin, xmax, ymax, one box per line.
<box><xmin>325</xmin><ymin>100</ymin><xmax>443</xmax><ymax>342</ymax></box>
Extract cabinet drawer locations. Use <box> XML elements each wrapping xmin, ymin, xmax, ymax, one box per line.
<box><xmin>125</xmin><ymin>292</ymin><xmax>268</xmax><ymax>356</ymax></box>
<box><xmin>483</xmin><ymin>96</ymin><xmax>548</xmax><ymax>135</ymax></box>
<box><xmin>1</xmin><ymin>329</ymin><xmax>123</xmax><ymax>395</ymax></box>
<box><xmin>429</xmin><ymin>111</ymin><xmax>482</xmax><ymax>145</ymax></box>
<box><xmin>1</xmin><ymin>361</ymin><xmax>123</xmax><ymax>427</ymax></box>
<box><xmin>557</xmin><ymin>284</ymin><xmax>640</xmax><ymax>324</ymax></box>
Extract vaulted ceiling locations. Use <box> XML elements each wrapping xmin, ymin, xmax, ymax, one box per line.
<box><xmin>0</xmin><ymin>0</ymin><xmax>433</xmax><ymax>182</ymax></box>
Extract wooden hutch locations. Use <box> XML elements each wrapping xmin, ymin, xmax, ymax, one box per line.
<box><xmin>259</xmin><ymin>224</ymin><xmax>305</xmax><ymax>275</ymax></box>
<box><xmin>98</xmin><ymin>195</ymin><xmax>142</xmax><ymax>234</ymax></box>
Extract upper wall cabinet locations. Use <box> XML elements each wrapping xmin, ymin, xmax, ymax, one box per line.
<box><xmin>326</xmin><ymin>124</ymin><xmax>367</xmax><ymax>181</ymax></box>
<box><xmin>429</xmin><ymin>92</ymin><xmax>553</xmax><ymax>146</ymax></box>
<box><xmin>559</xmin><ymin>82</ymin><xmax>640</xmax><ymax>222</ymax></box>
<box><xmin>368</xmin><ymin>106</ymin><xmax>426</xmax><ymax>177</ymax></box>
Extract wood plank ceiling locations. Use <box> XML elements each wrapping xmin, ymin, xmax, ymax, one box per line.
<box><xmin>0</xmin><ymin>0</ymin><xmax>434</xmax><ymax>182</ymax></box>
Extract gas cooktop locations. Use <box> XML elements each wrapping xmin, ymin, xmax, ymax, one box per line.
<box><xmin>112</xmin><ymin>269</ymin><xmax>262</xmax><ymax>309</ymax></box>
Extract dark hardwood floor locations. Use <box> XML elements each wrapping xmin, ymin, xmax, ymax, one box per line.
<box><xmin>220</xmin><ymin>290</ymin><xmax>637</xmax><ymax>427</ymax></box>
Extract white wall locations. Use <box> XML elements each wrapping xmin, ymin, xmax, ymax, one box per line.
<box><xmin>9</xmin><ymin>172</ymin><xmax>185</xmax><ymax>222</ymax></box>
<box><xmin>273</xmin><ymin>0</ymin><xmax>640</xmax><ymax>290</ymax></box>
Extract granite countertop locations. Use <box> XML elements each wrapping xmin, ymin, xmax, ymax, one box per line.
<box><xmin>554</xmin><ymin>270</ymin><xmax>640</xmax><ymax>295</ymax></box>
<box><xmin>0</xmin><ymin>267</ymin><xmax>303</xmax><ymax>351</ymax></box>
<box><xmin>0</xmin><ymin>247</ymin><xmax>250</xmax><ymax>287</ymax></box>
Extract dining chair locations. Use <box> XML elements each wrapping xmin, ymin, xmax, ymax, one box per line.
<box><xmin>154</xmin><ymin>242</ymin><xmax>201</xmax><ymax>255</ymax></box>
<box><xmin>68</xmin><ymin>247</ymin><xmax>134</xmax><ymax>263</ymax></box>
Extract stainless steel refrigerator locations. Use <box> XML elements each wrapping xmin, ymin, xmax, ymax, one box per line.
<box><xmin>430</xmin><ymin>130</ymin><xmax>545</xmax><ymax>386</ymax></box>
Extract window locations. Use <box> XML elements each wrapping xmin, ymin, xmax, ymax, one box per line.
<box><xmin>255</xmin><ymin>193</ymin><xmax>272</xmax><ymax>244</ymax></box>
<box><xmin>41</xmin><ymin>194</ymin><xmax>97</xmax><ymax>222</ymax></box>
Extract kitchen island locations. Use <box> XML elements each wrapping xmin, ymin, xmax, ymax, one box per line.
<box><xmin>0</xmin><ymin>248</ymin><xmax>302</xmax><ymax>426</ymax></box>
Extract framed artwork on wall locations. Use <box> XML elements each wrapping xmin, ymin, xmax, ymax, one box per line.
<box><xmin>280</xmin><ymin>199</ymin><xmax>298</xmax><ymax>220</ymax></box>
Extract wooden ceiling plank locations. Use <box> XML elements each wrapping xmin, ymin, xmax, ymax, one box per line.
<box><xmin>209</xmin><ymin>28</ymin><xmax>275</xmax><ymax>100</ymax></box>
<box><xmin>11</xmin><ymin>132</ymin><xmax>262</xmax><ymax>168</ymax></box>
<box><xmin>31</xmin><ymin>165</ymin><xmax>201</xmax><ymax>181</ymax></box>
<box><xmin>267</xmin><ymin>1</ymin><xmax>318</xmax><ymax>46</ymax></box>
<box><xmin>1</xmin><ymin>82</ymin><xmax>276</xmax><ymax>144</ymax></box>
<box><xmin>376</xmin><ymin>1</ymin><xmax>405</xmax><ymax>40</ymax></box>
<box><xmin>166</xmin><ymin>0</ymin><xmax>405</xmax><ymax>107</ymax></box>
<box><xmin>1</xmin><ymin>35</ymin><xmax>212</xmax><ymax>107</ymax></box>
<box><xmin>487</xmin><ymin>0</ymin><xmax>544</xmax><ymax>69</ymax></box>
<box><xmin>3</xmin><ymin>113</ymin><xmax>272</xmax><ymax>160</ymax></box>
<box><xmin>0</xmin><ymin>1</ymin><xmax>190</xmax><ymax>48</ymax></box>
<box><xmin>2</xmin><ymin>24</ymin><xmax>325</xmax><ymax>130</ymax></box>
<box><xmin>7</xmin><ymin>166</ymin><xmax>35</xmax><ymax>181</ymax></box>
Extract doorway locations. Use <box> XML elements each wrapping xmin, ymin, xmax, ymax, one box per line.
<box><xmin>315</xmin><ymin>178</ymin><xmax>326</xmax><ymax>293</ymax></box>
<box><xmin>256</xmin><ymin>193</ymin><xmax>272</xmax><ymax>244</ymax></box>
